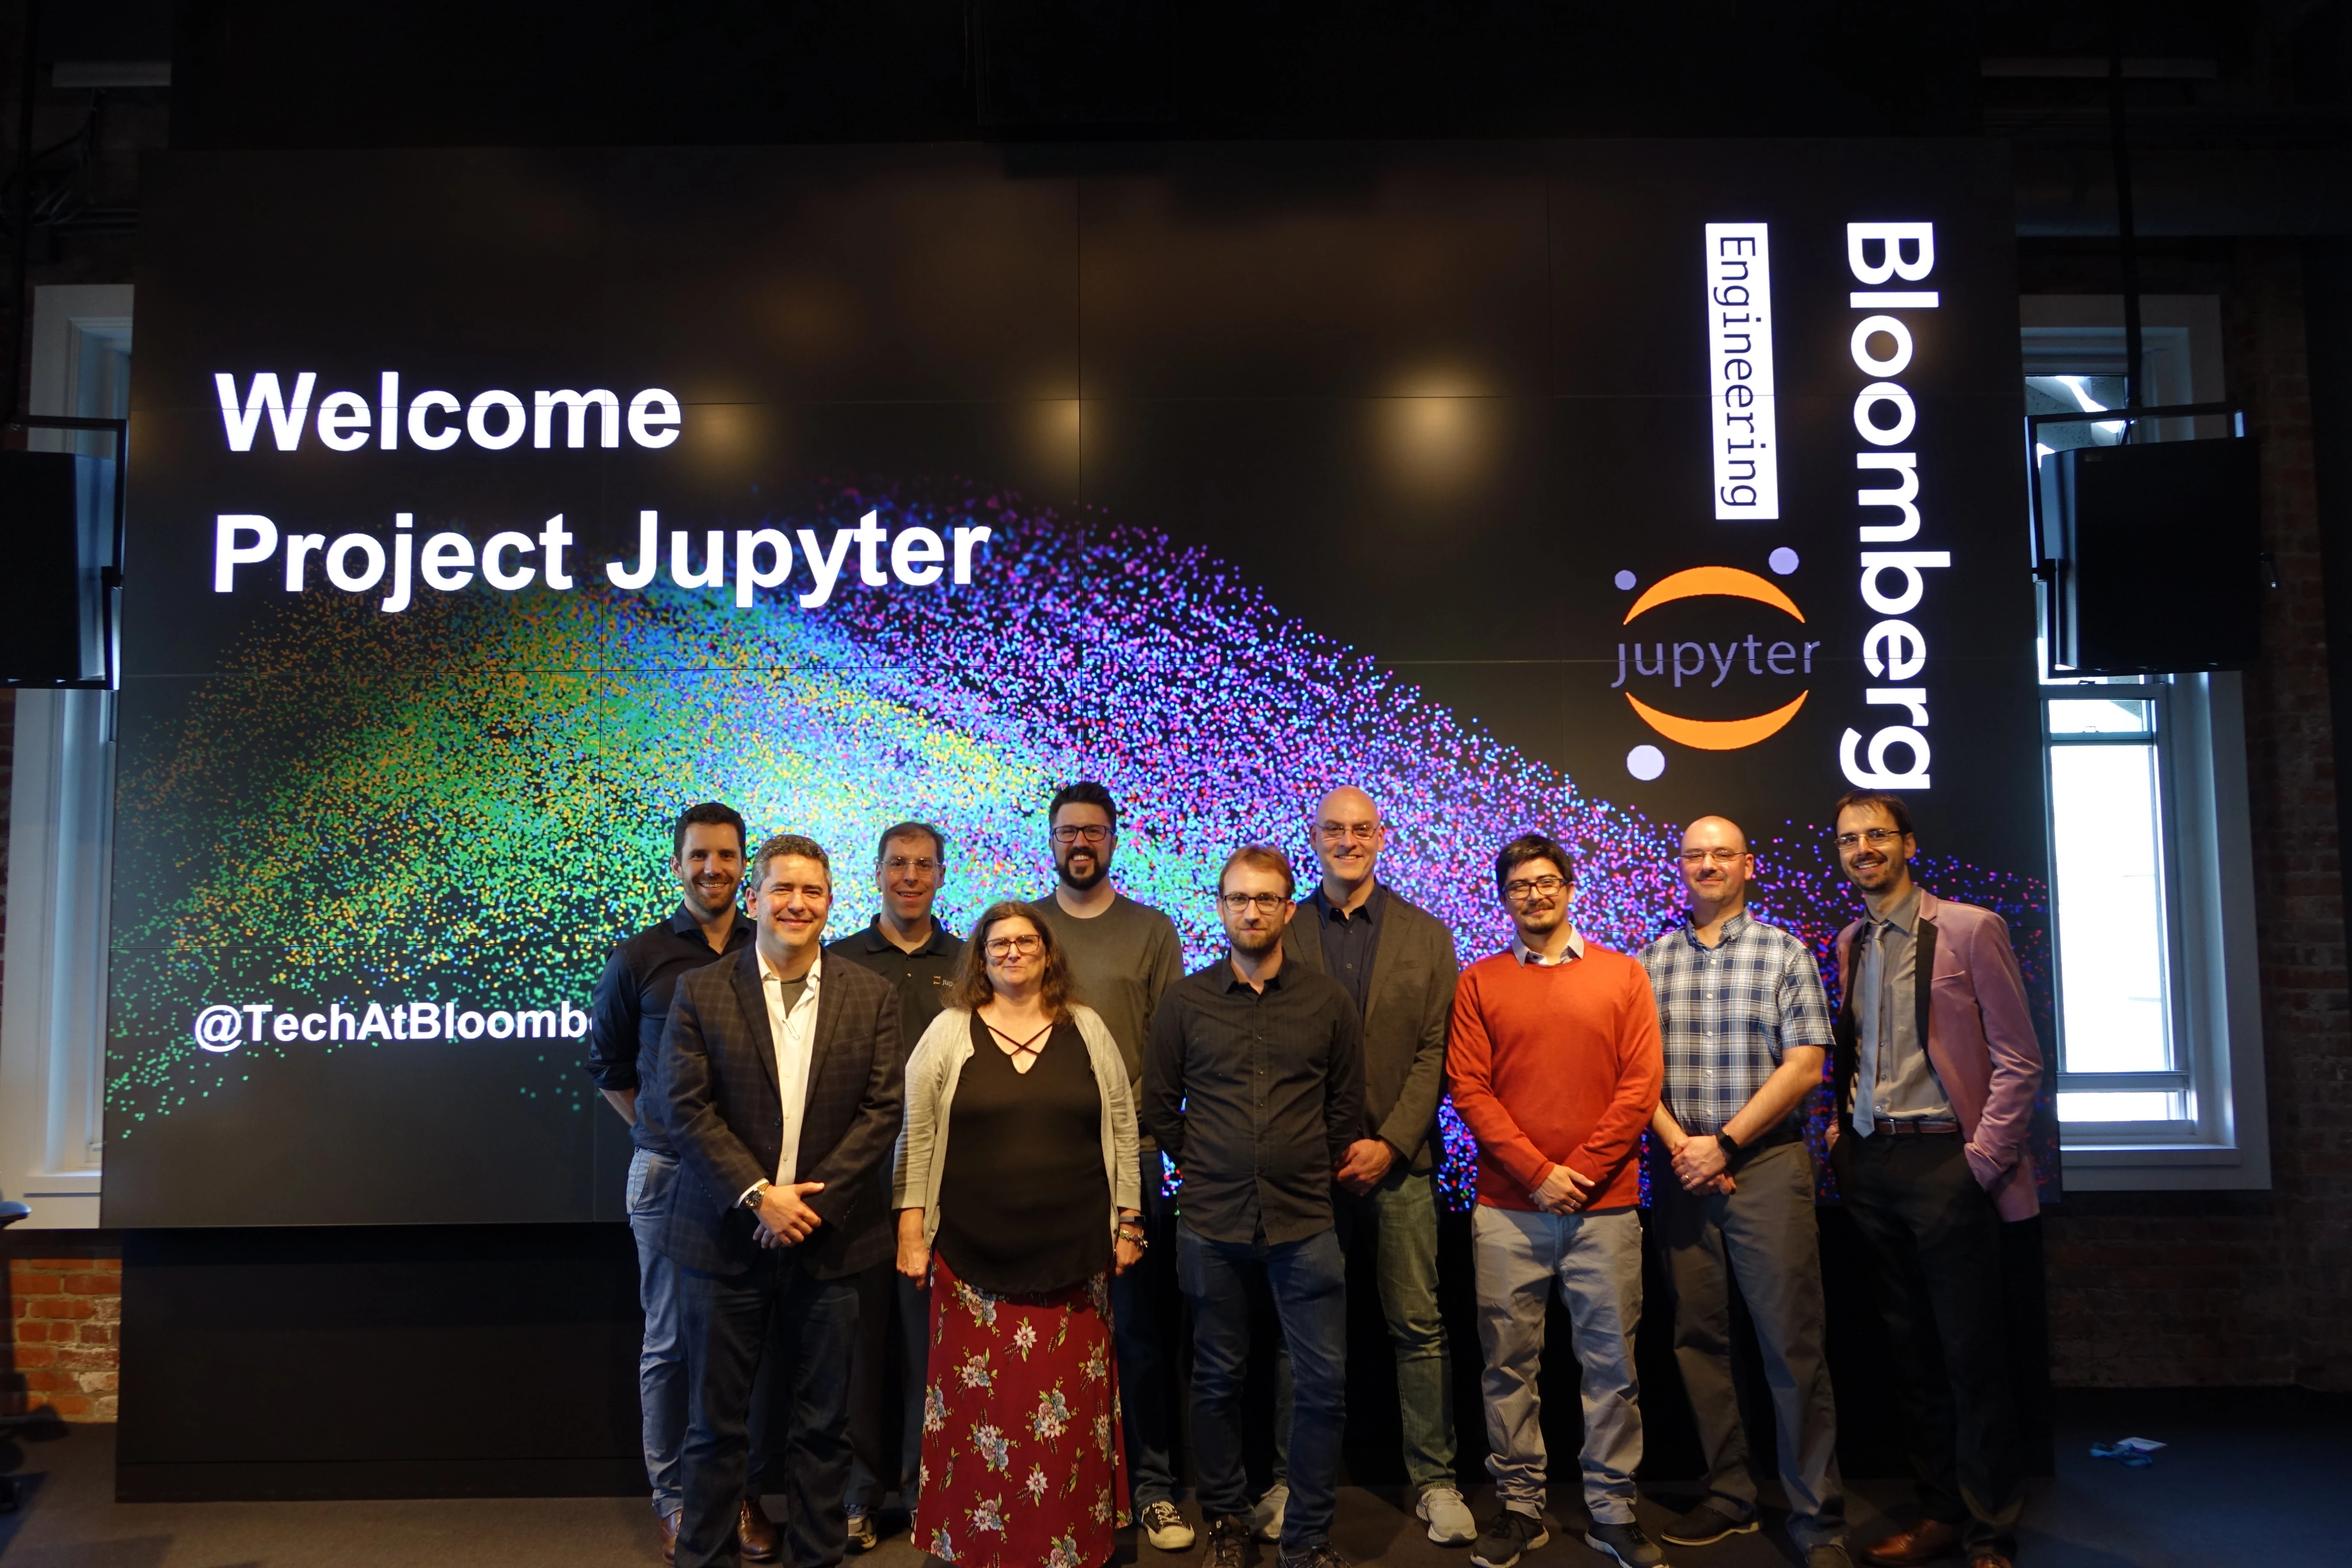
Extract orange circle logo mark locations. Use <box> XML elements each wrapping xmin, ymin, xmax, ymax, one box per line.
<box><xmin>1620</xmin><ymin>565</ymin><xmax>1808</xmax><ymax>752</ymax></box>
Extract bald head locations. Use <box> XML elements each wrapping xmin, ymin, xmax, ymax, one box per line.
<box><xmin>1676</xmin><ymin>814</ymin><xmax>1754</xmax><ymax>915</ymax></box>
<box><xmin>1312</xmin><ymin>785</ymin><xmax>1386</xmax><ymax>902</ymax></box>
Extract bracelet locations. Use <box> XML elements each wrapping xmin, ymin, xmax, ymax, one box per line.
<box><xmin>1116</xmin><ymin>1225</ymin><xmax>1148</xmax><ymax>1250</ymax></box>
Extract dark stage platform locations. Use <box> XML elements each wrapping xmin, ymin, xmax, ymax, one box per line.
<box><xmin>1</xmin><ymin>1389</ymin><xmax>2342</xmax><ymax>1568</ymax></box>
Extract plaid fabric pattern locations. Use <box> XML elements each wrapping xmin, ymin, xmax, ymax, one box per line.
<box><xmin>1636</xmin><ymin>911</ymin><xmax>1833</xmax><ymax>1135</ymax></box>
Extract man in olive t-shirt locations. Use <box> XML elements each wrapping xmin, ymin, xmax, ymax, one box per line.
<box><xmin>1027</xmin><ymin>780</ymin><xmax>1189</xmax><ymax>1548</ymax></box>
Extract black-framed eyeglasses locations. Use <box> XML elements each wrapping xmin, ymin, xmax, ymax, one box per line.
<box><xmin>1834</xmin><ymin>827</ymin><xmax>1905</xmax><ymax>850</ymax></box>
<box><xmin>1052</xmin><ymin>824</ymin><xmax>1112</xmax><ymax>844</ymax></box>
<box><xmin>1501</xmin><ymin>874</ymin><xmax>1570</xmax><ymax>900</ymax></box>
<box><xmin>1217</xmin><ymin>891</ymin><xmax>1289</xmax><ymax>914</ymax></box>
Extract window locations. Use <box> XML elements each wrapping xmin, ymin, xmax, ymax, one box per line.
<box><xmin>2021</xmin><ymin>295</ymin><xmax>2269</xmax><ymax>1189</ymax></box>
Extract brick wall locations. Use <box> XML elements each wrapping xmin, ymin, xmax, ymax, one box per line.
<box><xmin>2027</xmin><ymin>239</ymin><xmax>2352</xmax><ymax>1391</ymax></box>
<box><xmin>3</xmin><ymin>1237</ymin><xmax>121</xmax><ymax>1421</ymax></box>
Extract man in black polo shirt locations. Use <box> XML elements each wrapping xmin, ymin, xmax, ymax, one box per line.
<box><xmin>1144</xmin><ymin>845</ymin><xmax>1365</xmax><ymax>1568</ymax></box>
<box><xmin>822</xmin><ymin>821</ymin><xmax>965</xmax><ymax>1551</ymax></box>
<box><xmin>585</xmin><ymin>801</ymin><xmax>777</xmax><ymax>1564</ymax></box>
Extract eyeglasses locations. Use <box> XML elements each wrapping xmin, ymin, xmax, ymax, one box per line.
<box><xmin>1316</xmin><ymin>822</ymin><xmax>1380</xmax><ymax>842</ymax></box>
<box><xmin>1052</xmin><ymin>824</ymin><xmax>1112</xmax><ymax>844</ymax></box>
<box><xmin>1218</xmin><ymin>891</ymin><xmax>1289</xmax><ymax>914</ymax></box>
<box><xmin>984</xmin><ymin>935</ymin><xmax>1044</xmax><ymax>958</ymax></box>
<box><xmin>882</xmin><ymin>856</ymin><xmax>942</xmax><ymax>876</ymax></box>
<box><xmin>1834</xmin><ymin>827</ymin><xmax>1906</xmax><ymax>850</ymax></box>
<box><xmin>1676</xmin><ymin>849</ymin><xmax>1747</xmax><ymax>866</ymax></box>
<box><xmin>1501</xmin><ymin>875</ymin><xmax>1570</xmax><ymax>900</ymax></box>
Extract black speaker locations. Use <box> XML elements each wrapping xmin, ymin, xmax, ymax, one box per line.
<box><xmin>0</xmin><ymin>449</ymin><xmax>111</xmax><ymax>685</ymax></box>
<box><xmin>2040</xmin><ymin>435</ymin><xmax>2263</xmax><ymax>676</ymax></box>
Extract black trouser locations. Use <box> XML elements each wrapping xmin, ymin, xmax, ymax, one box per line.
<box><xmin>677</xmin><ymin>1250</ymin><xmax>860</xmax><ymax>1568</ymax></box>
<box><xmin>843</xmin><ymin>1257</ymin><xmax>927</xmax><ymax>1515</ymax></box>
<box><xmin>1832</xmin><ymin>1130</ymin><xmax>2022</xmax><ymax>1560</ymax></box>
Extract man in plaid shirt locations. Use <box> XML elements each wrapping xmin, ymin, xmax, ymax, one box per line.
<box><xmin>1637</xmin><ymin>816</ymin><xmax>1850</xmax><ymax>1568</ymax></box>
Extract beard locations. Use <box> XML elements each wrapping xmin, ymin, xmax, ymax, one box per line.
<box><xmin>1229</xmin><ymin>924</ymin><xmax>1282</xmax><ymax>956</ymax></box>
<box><xmin>1057</xmin><ymin>850</ymin><xmax>1107</xmax><ymax>892</ymax></box>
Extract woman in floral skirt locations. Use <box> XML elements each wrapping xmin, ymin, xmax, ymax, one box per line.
<box><xmin>894</xmin><ymin>901</ymin><xmax>1145</xmax><ymax>1568</ymax></box>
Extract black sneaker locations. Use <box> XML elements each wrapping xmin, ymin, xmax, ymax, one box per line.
<box><xmin>1471</xmin><ymin>1508</ymin><xmax>1550</xmax><ymax>1568</ymax></box>
<box><xmin>1661</xmin><ymin>1501</ymin><xmax>1758</xmax><ymax>1546</ymax></box>
<box><xmin>1205</xmin><ymin>1515</ymin><xmax>1253</xmax><ymax>1568</ymax></box>
<box><xmin>1584</xmin><ymin>1521</ymin><xmax>1664</xmax><ymax>1568</ymax></box>
<box><xmin>1275</xmin><ymin>1545</ymin><xmax>1348</xmax><ymax>1568</ymax></box>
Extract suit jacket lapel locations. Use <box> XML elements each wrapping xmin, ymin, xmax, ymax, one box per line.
<box><xmin>731</xmin><ymin>946</ymin><xmax>782</xmax><ymax>1100</ymax></box>
<box><xmin>1361</xmin><ymin>894</ymin><xmax>1402</xmax><ymax>1028</ymax></box>
<box><xmin>1913</xmin><ymin>911</ymin><xmax>1937</xmax><ymax>1060</ymax></box>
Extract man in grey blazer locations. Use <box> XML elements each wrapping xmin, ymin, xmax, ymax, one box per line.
<box><xmin>1266</xmin><ymin>785</ymin><xmax>1474</xmax><ymax>1547</ymax></box>
<box><xmin>661</xmin><ymin>833</ymin><xmax>906</xmax><ymax>1568</ymax></box>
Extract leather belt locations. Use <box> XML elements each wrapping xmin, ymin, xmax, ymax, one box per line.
<box><xmin>1873</xmin><ymin>1116</ymin><xmax>1960</xmax><ymax>1136</ymax></box>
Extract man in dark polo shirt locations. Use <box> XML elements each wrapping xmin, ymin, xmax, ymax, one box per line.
<box><xmin>1144</xmin><ymin>844</ymin><xmax>1365</xmax><ymax>1568</ymax></box>
<box><xmin>585</xmin><ymin>800</ymin><xmax>777</xmax><ymax>1564</ymax></box>
<box><xmin>822</xmin><ymin>821</ymin><xmax>965</xmax><ymax>1550</ymax></box>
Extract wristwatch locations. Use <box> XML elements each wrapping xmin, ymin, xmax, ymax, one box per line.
<box><xmin>1715</xmin><ymin>1130</ymin><xmax>1742</xmax><ymax>1159</ymax></box>
<box><xmin>741</xmin><ymin>1180</ymin><xmax>772</xmax><ymax>1210</ymax></box>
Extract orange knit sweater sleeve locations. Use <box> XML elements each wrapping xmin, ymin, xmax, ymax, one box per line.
<box><xmin>1445</xmin><ymin>962</ymin><xmax>1554</xmax><ymax>1194</ymax></box>
<box><xmin>1572</xmin><ymin>959</ymin><xmax>1664</xmax><ymax>1182</ymax></box>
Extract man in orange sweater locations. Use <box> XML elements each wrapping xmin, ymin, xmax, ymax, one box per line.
<box><xmin>1448</xmin><ymin>833</ymin><xmax>1665</xmax><ymax>1568</ymax></box>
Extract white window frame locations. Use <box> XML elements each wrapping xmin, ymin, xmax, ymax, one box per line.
<box><xmin>2021</xmin><ymin>293</ymin><xmax>2270</xmax><ymax>1190</ymax></box>
<box><xmin>0</xmin><ymin>284</ymin><xmax>129</xmax><ymax>1227</ymax></box>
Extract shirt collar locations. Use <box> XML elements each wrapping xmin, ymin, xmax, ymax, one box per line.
<box><xmin>1221</xmin><ymin>957</ymin><xmax>1289</xmax><ymax>992</ymax></box>
<box><xmin>759</xmin><ymin>948</ymin><xmax>824</xmax><ymax>992</ymax></box>
<box><xmin>1680</xmin><ymin>908</ymin><xmax>1752</xmax><ymax>950</ymax></box>
<box><xmin>1867</xmin><ymin>884</ymin><xmax>1924</xmax><ymax>936</ymax></box>
<box><xmin>670</xmin><ymin>903</ymin><xmax>750</xmax><ymax>949</ymax></box>
<box><xmin>1511</xmin><ymin>927</ymin><xmax>1586</xmax><ymax>966</ymax></box>
<box><xmin>856</xmin><ymin>914</ymin><xmax>957</xmax><ymax>956</ymax></box>
<box><xmin>1311</xmin><ymin>881</ymin><xmax>1385</xmax><ymax>926</ymax></box>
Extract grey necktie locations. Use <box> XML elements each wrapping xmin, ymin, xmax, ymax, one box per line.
<box><xmin>1851</xmin><ymin>920</ymin><xmax>1889</xmax><ymax>1138</ymax></box>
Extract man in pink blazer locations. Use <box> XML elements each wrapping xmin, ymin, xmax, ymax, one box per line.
<box><xmin>1825</xmin><ymin>790</ymin><xmax>2040</xmax><ymax>1568</ymax></box>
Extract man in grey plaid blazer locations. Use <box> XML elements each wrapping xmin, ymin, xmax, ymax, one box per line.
<box><xmin>661</xmin><ymin>833</ymin><xmax>905</xmax><ymax>1568</ymax></box>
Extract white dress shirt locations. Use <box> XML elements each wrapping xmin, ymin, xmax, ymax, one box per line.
<box><xmin>738</xmin><ymin>949</ymin><xmax>827</xmax><ymax>1208</ymax></box>
<box><xmin>1510</xmin><ymin>926</ymin><xmax>1587</xmax><ymax>966</ymax></box>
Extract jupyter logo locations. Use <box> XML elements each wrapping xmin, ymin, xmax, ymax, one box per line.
<box><xmin>1611</xmin><ymin>564</ymin><xmax>1820</xmax><ymax>752</ymax></box>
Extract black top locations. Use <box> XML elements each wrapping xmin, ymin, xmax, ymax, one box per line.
<box><xmin>935</xmin><ymin>1015</ymin><xmax>1112</xmax><ymax>1295</ymax></box>
<box><xmin>1311</xmin><ymin>883</ymin><xmax>1386</xmax><ymax>1019</ymax></box>
<box><xmin>585</xmin><ymin>905</ymin><xmax>754</xmax><ymax>1153</ymax></box>
<box><xmin>1140</xmin><ymin>959</ymin><xmax>1366</xmax><ymax>1246</ymax></box>
<box><xmin>824</xmin><ymin>916</ymin><xmax>966</xmax><ymax>1055</ymax></box>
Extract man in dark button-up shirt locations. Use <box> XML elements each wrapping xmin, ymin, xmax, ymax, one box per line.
<box><xmin>581</xmin><ymin>802</ymin><xmax>775</xmax><ymax>1562</ymax></box>
<box><xmin>1144</xmin><ymin>845</ymin><xmax>1362</xmax><ymax>1568</ymax></box>
<box><xmin>820</xmin><ymin>821</ymin><xmax>965</xmax><ymax>1547</ymax></box>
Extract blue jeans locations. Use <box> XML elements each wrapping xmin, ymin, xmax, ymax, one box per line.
<box><xmin>1178</xmin><ymin>1223</ymin><xmax>1347</xmax><ymax>1553</ymax></box>
<box><xmin>627</xmin><ymin>1146</ymin><xmax>691</xmax><ymax>1519</ymax></box>
<box><xmin>1111</xmin><ymin>1177</ymin><xmax>1181</xmax><ymax>1505</ymax></box>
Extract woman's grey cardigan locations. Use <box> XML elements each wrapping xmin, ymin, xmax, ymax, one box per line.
<box><xmin>891</xmin><ymin>1002</ymin><xmax>1142</xmax><ymax>1248</ymax></box>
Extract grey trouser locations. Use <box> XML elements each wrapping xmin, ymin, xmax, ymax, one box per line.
<box><xmin>1472</xmin><ymin>1203</ymin><xmax>1643</xmax><ymax>1525</ymax></box>
<box><xmin>1655</xmin><ymin>1138</ymin><xmax>1847</xmax><ymax>1549</ymax></box>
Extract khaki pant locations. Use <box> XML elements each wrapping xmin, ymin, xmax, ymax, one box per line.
<box><xmin>1471</xmin><ymin>1204</ymin><xmax>1644</xmax><ymax>1525</ymax></box>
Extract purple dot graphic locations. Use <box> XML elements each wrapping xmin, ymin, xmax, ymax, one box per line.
<box><xmin>1627</xmin><ymin>744</ymin><xmax>1665</xmax><ymax>781</ymax></box>
<box><xmin>1768</xmin><ymin>547</ymin><xmax>1799</xmax><ymax>576</ymax></box>
<box><xmin>1614</xmin><ymin>570</ymin><xmax>1637</xmax><ymax>591</ymax></box>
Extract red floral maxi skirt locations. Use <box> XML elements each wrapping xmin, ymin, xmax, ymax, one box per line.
<box><xmin>916</xmin><ymin>1253</ymin><xmax>1128</xmax><ymax>1568</ymax></box>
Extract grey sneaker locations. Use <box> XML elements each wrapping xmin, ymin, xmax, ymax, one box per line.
<box><xmin>1584</xmin><ymin>1521</ymin><xmax>1665</xmax><ymax>1568</ymax></box>
<box><xmin>1807</xmin><ymin>1546</ymin><xmax>1856</xmax><ymax>1568</ymax></box>
<box><xmin>1417</xmin><ymin>1485</ymin><xmax>1477</xmax><ymax>1546</ymax></box>
<box><xmin>1254</xmin><ymin>1481</ymin><xmax>1290</xmax><ymax>1543</ymax></box>
<box><xmin>1661</xmin><ymin>1501</ymin><xmax>1758</xmax><ymax>1546</ymax></box>
<box><xmin>1205</xmin><ymin>1515</ymin><xmax>1252</xmax><ymax>1568</ymax></box>
<box><xmin>1141</xmin><ymin>1500</ymin><xmax>1197</xmax><ymax>1552</ymax></box>
<box><xmin>843</xmin><ymin>1512</ymin><xmax>879</xmax><ymax>1553</ymax></box>
<box><xmin>1471</xmin><ymin>1508</ymin><xmax>1550</xmax><ymax>1568</ymax></box>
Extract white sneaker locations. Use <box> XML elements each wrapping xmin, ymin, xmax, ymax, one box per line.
<box><xmin>1253</xmin><ymin>1482</ymin><xmax>1290</xmax><ymax>1543</ymax></box>
<box><xmin>1417</xmin><ymin>1486</ymin><xmax>1476</xmax><ymax>1546</ymax></box>
<box><xmin>1139</xmin><ymin>1500</ymin><xmax>1196</xmax><ymax>1552</ymax></box>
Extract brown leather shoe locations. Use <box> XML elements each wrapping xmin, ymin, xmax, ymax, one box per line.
<box><xmin>660</xmin><ymin>1511</ymin><xmax>680</xmax><ymax>1567</ymax></box>
<box><xmin>738</xmin><ymin>1500</ymin><xmax>782</xmax><ymax>1562</ymax></box>
<box><xmin>1862</xmin><ymin>1520</ymin><xmax>1962</xmax><ymax>1565</ymax></box>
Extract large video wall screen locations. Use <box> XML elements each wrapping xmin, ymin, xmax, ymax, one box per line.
<box><xmin>108</xmin><ymin>141</ymin><xmax>2048</xmax><ymax>1227</ymax></box>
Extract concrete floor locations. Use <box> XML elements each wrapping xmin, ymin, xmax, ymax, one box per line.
<box><xmin>1</xmin><ymin>1390</ymin><xmax>2343</xmax><ymax>1567</ymax></box>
